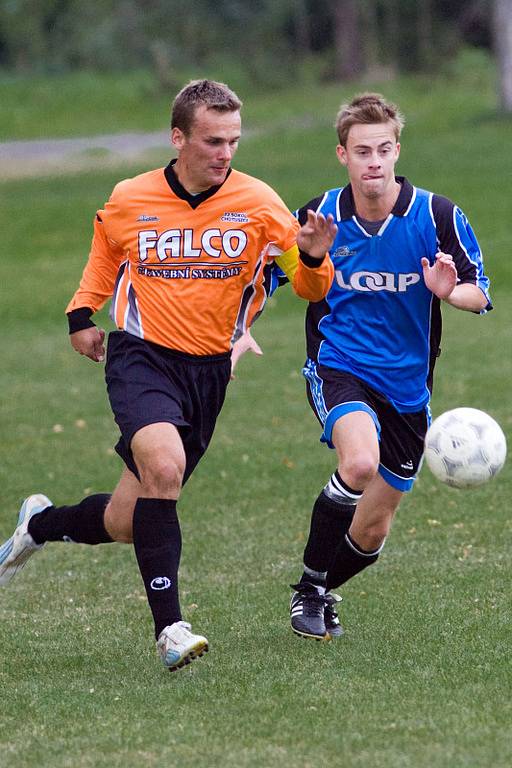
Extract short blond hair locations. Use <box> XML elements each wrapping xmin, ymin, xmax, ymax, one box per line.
<box><xmin>335</xmin><ymin>92</ymin><xmax>404</xmax><ymax>146</ymax></box>
<box><xmin>171</xmin><ymin>79</ymin><xmax>242</xmax><ymax>135</ymax></box>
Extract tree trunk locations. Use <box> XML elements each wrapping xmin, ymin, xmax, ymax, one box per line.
<box><xmin>293</xmin><ymin>0</ymin><xmax>312</xmax><ymax>54</ymax></box>
<box><xmin>331</xmin><ymin>0</ymin><xmax>363</xmax><ymax>80</ymax></box>
<box><xmin>417</xmin><ymin>0</ymin><xmax>434</xmax><ymax>70</ymax></box>
<box><xmin>359</xmin><ymin>0</ymin><xmax>379</xmax><ymax>72</ymax></box>
<box><xmin>382</xmin><ymin>0</ymin><xmax>400</xmax><ymax>71</ymax></box>
<box><xmin>493</xmin><ymin>0</ymin><xmax>512</xmax><ymax>112</ymax></box>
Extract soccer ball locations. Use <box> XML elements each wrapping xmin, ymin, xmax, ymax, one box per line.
<box><xmin>424</xmin><ymin>407</ymin><xmax>507</xmax><ymax>488</ymax></box>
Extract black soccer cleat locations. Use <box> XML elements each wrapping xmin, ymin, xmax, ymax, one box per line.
<box><xmin>324</xmin><ymin>592</ymin><xmax>344</xmax><ymax>637</ymax></box>
<box><xmin>290</xmin><ymin>582</ymin><xmax>331</xmax><ymax>641</ymax></box>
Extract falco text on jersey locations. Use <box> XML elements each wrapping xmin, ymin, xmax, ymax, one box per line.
<box><xmin>138</xmin><ymin>228</ymin><xmax>248</xmax><ymax>262</ymax></box>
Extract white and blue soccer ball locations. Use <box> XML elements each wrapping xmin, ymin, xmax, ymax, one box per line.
<box><xmin>424</xmin><ymin>407</ymin><xmax>507</xmax><ymax>488</ymax></box>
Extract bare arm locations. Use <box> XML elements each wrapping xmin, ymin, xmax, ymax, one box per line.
<box><xmin>421</xmin><ymin>252</ymin><xmax>488</xmax><ymax>312</ymax></box>
<box><xmin>443</xmin><ymin>283</ymin><xmax>488</xmax><ymax>312</ymax></box>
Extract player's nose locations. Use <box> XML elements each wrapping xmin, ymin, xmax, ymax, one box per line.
<box><xmin>218</xmin><ymin>143</ymin><xmax>232</xmax><ymax>160</ymax></box>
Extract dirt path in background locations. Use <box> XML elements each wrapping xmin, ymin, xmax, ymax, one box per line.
<box><xmin>0</xmin><ymin>130</ymin><xmax>172</xmax><ymax>179</ymax></box>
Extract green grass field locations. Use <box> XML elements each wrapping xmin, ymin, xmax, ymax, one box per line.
<box><xmin>0</xmin><ymin>59</ymin><xmax>511</xmax><ymax>767</ymax></box>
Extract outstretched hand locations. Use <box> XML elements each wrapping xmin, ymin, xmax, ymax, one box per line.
<box><xmin>231</xmin><ymin>329</ymin><xmax>263</xmax><ymax>379</ymax></box>
<box><xmin>421</xmin><ymin>252</ymin><xmax>457</xmax><ymax>299</ymax></box>
<box><xmin>297</xmin><ymin>210</ymin><xmax>338</xmax><ymax>260</ymax></box>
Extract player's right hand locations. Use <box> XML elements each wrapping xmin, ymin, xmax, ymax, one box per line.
<box><xmin>297</xmin><ymin>210</ymin><xmax>338</xmax><ymax>260</ymax></box>
<box><xmin>70</xmin><ymin>327</ymin><xmax>106</xmax><ymax>362</ymax></box>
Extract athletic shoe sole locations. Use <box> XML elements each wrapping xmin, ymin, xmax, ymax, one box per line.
<box><xmin>291</xmin><ymin>627</ymin><xmax>332</xmax><ymax>642</ymax></box>
<box><xmin>166</xmin><ymin>641</ymin><xmax>209</xmax><ymax>672</ymax></box>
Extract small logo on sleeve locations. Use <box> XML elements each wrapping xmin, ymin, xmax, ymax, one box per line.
<box><xmin>137</xmin><ymin>214</ymin><xmax>160</xmax><ymax>222</ymax></box>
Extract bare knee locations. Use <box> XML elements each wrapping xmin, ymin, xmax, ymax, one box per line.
<box><xmin>341</xmin><ymin>454</ymin><xmax>378</xmax><ymax>490</ymax></box>
<box><xmin>138</xmin><ymin>455</ymin><xmax>185</xmax><ymax>498</ymax></box>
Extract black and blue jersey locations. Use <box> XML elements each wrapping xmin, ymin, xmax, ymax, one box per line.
<box><xmin>295</xmin><ymin>177</ymin><xmax>491</xmax><ymax>412</ymax></box>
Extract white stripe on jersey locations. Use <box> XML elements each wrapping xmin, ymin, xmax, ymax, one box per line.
<box><xmin>335</xmin><ymin>188</ymin><xmax>344</xmax><ymax>221</ymax></box>
<box><xmin>352</xmin><ymin>216</ymin><xmax>372</xmax><ymax>237</ymax></box>
<box><xmin>124</xmin><ymin>263</ymin><xmax>144</xmax><ymax>338</ymax></box>
<box><xmin>403</xmin><ymin>185</ymin><xmax>417</xmax><ymax>216</ymax></box>
<box><xmin>231</xmin><ymin>252</ymin><xmax>265</xmax><ymax>344</ymax></box>
<box><xmin>453</xmin><ymin>206</ymin><xmax>483</xmax><ymax>273</ymax></box>
<box><xmin>377</xmin><ymin>214</ymin><xmax>393</xmax><ymax>236</ymax></box>
<box><xmin>314</xmin><ymin>190</ymin><xmax>330</xmax><ymax>217</ymax></box>
<box><xmin>427</xmin><ymin>192</ymin><xmax>437</xmax><ymax>245</ymax></box>
<box><xmin>110</xmin><ymin>260</ymin><xmax>128</xmax><ymax>325</ymax></box>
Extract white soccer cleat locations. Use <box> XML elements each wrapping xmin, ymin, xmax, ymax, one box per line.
<box><xmin>0</xmin><ymin>494</ymin><xmax>52</xmax><ymax>586</ymax></box>
<box><xmin>157</xmin><ymin>621</ymin><xmax>209</xmax><ymax>671</ymax></box>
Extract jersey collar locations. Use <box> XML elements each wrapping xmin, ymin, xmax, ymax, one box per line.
<box><xmin>164</xmin><ymin>159</ymin><xmax>232</xmax><ymax>209</ymax></box>
<box><xmin>338</xmin><ymin>176</ymin><xmax>414</xmax><ymax>220</ymax></box>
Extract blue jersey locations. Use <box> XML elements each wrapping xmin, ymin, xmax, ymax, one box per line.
<box><xmin>296</xmin><ymin>177</ymin><xmax>491</xmax><ymax>412</ymax></box>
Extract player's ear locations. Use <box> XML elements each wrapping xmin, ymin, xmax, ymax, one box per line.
<box><xmin>336</xmin><ymin>144</ymin><xmax>347</xmax><ymax>167</ymax></box>
<box><xmin>395</xmin><ymin>142</ymin><xmax>401</xmax><ymax>161</ymax></box>
<box><xmin>171</xmin><ymin>127</ymin><xmax>186</xmax><ymax>152</ymax></box>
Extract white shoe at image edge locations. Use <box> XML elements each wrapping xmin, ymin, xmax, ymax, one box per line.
<box><xmin>0</xmin><ymin>494</ymin><xmax>52</xmax><ymax>586</ymax></box>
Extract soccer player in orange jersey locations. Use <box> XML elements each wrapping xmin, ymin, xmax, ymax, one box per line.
<box><xmin>0</xmin><ymin>80</ymin><xmax>336</xmax><ymax>671</ymax></box>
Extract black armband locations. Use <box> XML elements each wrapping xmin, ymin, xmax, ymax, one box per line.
<box><xmin>67</xmin><ymin>307</ymin><xmax>96</xmax><ymax>334</ymax></box>
<box><xmin>299</xmin><ymin>250</ymin><xmax>326</xmax><ymax>268</ymax></box>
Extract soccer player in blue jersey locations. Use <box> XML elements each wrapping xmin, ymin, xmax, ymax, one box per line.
<box><xmin>289</xmin><ymin>92</ymin><xmax>492</xmax><ymax>641</ymax></box>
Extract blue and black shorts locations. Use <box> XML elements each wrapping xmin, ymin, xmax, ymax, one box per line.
<box><xmin>105</xmin><ymin>331</ymin><xmax>232</xmax><ymax>483</ymax></box>
<box><xmin>303</xmin><ymin>361</ymin><xmax>430</xmax><ymax>492</ymax></box>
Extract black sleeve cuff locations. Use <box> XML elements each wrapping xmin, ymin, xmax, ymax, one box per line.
<box><xmin>67</xmin><ymin>307</ymin><xmax>95</xmax><ymax>334</ymax></box>
<box><xmin>299</xmin><ymin>250</ymin><xmax>326</xmax><ymax>268</ymax></box>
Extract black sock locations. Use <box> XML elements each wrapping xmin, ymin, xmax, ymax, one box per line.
<box><xmin>297</xmin><ymin>569</ymin><xmax>327</xmax><ymax>591</ymax></box>
<box><xmin>326</xmin><ymin>532</ymin><xmax>382</xmax><ymax>591</ymax></box>
<box><xmin>303</xmin><ymin>490</ymin><xmax>357</xmax><ymax>575</ymax></box>
<box><xmin>27</xmin><ymin>494</ymin><xmax>113</xmax><ymax>545</ymax></box>
<box><xmin>132</xmin><ymin>498</ymin><xmax>182</xmax><ymax>639</ymax></box>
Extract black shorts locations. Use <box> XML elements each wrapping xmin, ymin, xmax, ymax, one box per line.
<box><xmin>105</xmin><ymin>331</ymin><xmax>232</xmax><ymax>483</ymax></box>
<box><xmin>303</xmin><ymin>361</ymin><xmax>430</xmax><ymax>492</ymax></box>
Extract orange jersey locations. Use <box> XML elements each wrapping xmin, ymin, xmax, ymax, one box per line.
<box><xmin>67</xmin><ymin>163</ymin><xmax>333</xmax><ymax>355</ymax></box>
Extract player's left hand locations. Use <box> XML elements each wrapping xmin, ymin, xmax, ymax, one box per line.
<box><xmin>230</xmin><ymin>329</ymin><xmax>263</xmax><ymax>379</ymax></box>
<box><xmin>421</xmin><ymin>252</ymin><xmax>457</xmax><ymax>299</ymax></box>
<box><xmin>297</xmin><ymin>210</ymin><xmax>338</xmax><ymax>260</ymax></box>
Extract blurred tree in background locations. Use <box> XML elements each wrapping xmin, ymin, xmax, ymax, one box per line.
<box><xmin>493</xmin><ymin>0</ymin><xmax>512</xmax><ymax>110</ymax></box>
<box><xmin>0</xmin><ymin>0</ymin><xmax>509</xmax><ymax>109</ymax></box>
